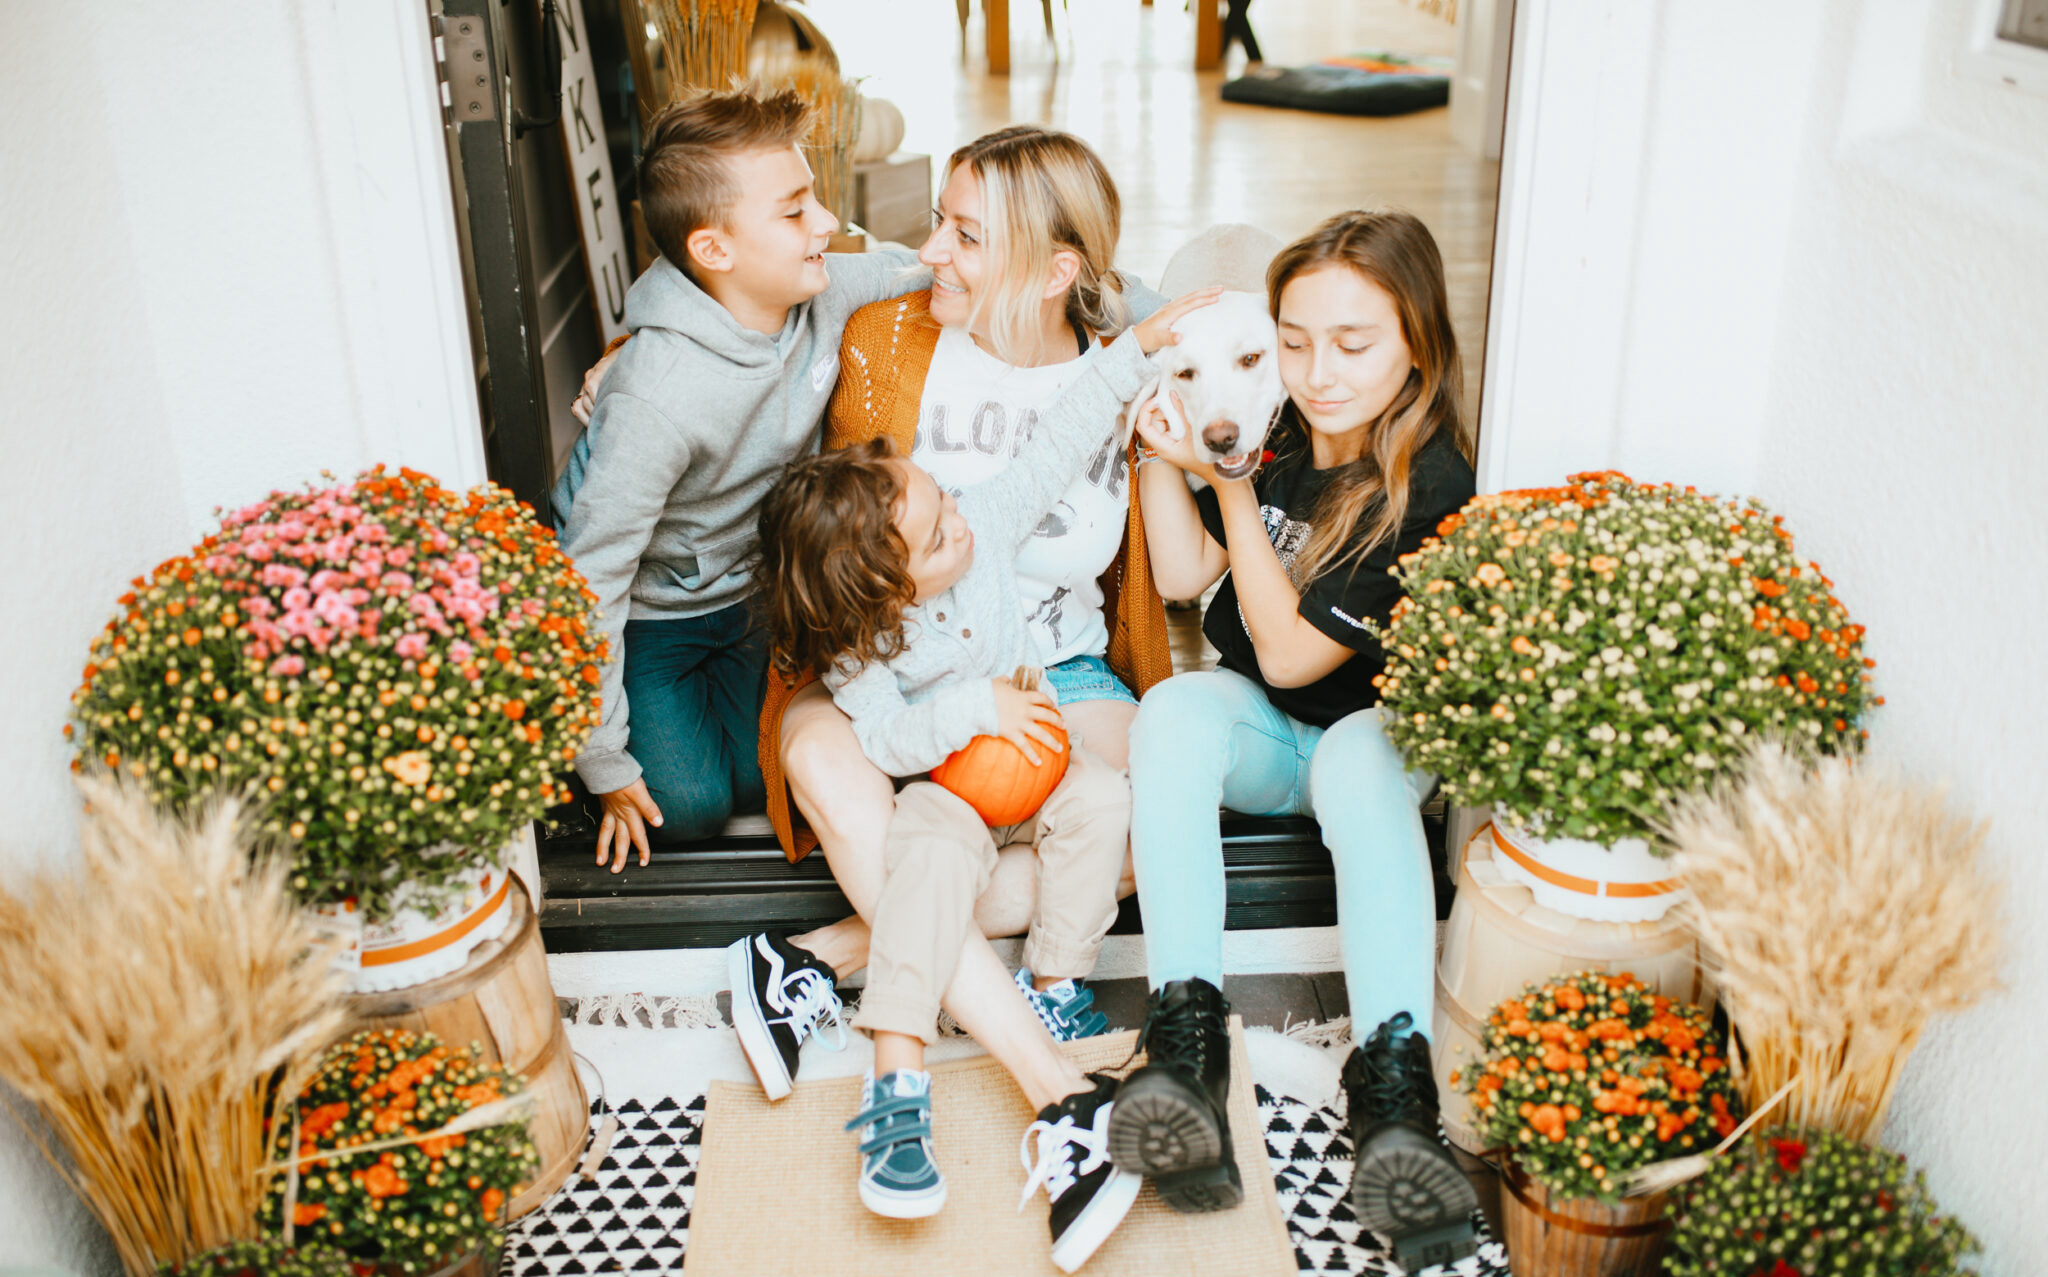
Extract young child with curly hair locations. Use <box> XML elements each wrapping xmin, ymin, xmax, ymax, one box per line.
<box><xmin>752</xmin><ymin>289</ymin><xmax>1213</xmax><ymax>1264</ymax></box>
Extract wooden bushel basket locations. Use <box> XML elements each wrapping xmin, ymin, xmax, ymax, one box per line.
<box><xmin>346</xmin><ymin>876</ymin><xmax>587</xmax><ymax>1219</ymax></box>
<box><xmin>1432</xmin><ymin>824</ymin><xmax>1712</xmax><ymax>1152</ymax></box>
<box><xmin>1501</xmin><ymin>1166</ymin><xmax>1669</xmax><ymax>1277</ymax></box>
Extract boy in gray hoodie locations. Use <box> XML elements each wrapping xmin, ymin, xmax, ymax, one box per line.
<box><xmin>551</xmin><ymin>88</ymin><xmax>925</xmax><ymax>869</ymax></box>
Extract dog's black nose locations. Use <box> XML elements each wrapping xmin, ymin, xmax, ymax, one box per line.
<box><xmin>1202</xmin><ymin>421</ymin><xmax>1240</xmax><ymax>454</ymax></box>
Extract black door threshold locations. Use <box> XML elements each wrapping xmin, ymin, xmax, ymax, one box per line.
<box><xmin>537</xmin><ymin>802</ymin><xmax>1448</xmax><ymax>953</ymax></box>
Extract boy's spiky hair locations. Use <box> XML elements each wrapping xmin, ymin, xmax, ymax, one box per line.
<box><xmin>639</xmin><ymin>86</ymin><xmax>813</xmax><ymax>273</ymax></box>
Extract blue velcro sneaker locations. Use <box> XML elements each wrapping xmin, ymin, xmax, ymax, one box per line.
<box><xmin>846</xmin><ymin>1070</ymin><xmax>947</xmax><ymax>1218</ymax></box>
<box><xmin>1016</xmin><ymin>967</ymin><xmax>1110</xmax><ymax>1041</ymax></box>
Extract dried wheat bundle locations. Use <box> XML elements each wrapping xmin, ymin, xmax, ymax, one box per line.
<box><xmin>645</xmin><ymin>0</ymin><xmax>760</xmax><ymax>107</ymax></box>
<box><xmin>1663</xmin><ymin>743</ymin><xmax>2001</xmax><ymax>1142</ymax></box>
<box><xmin>779</xmin><ymin>53</ymin><xmax>862</xmax><ymax>234</ymax></box>
<box><xmin>0</xmin><ymin>776</ymin><xmax>346</xmax><ymax>1276</ymax></box>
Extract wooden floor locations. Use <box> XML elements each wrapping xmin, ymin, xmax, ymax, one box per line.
<box><xmin>816</xmin><ymin>0</ymin><xmax>1500</xmax><ymax>673</ymax></box>
<box><xmin>815</xmin><ymin>0</ymin><xmax>1499</xmax><ymax>401</ymax></box>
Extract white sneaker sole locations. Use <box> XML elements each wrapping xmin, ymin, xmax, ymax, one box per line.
<box><xmin>726</xmin><ymin>938</ymin><xmax>793</xmax><ymax>1101</ymax></box>
<box><xmin>1050</xmin><ymin>1166</ymin><xmax>1142</xmax><ymax>1272</ymax></box>
<box><xmin>859</xmin><ymin>1176</ymin><xmax>948</xmax><ymax>1219</ymax></box>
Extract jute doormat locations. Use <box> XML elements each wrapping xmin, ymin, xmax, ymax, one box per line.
<box><xmin>686</xmin><ymin>1019</ymin><xmax>1296</xmax><ymax>1277</ymax></box>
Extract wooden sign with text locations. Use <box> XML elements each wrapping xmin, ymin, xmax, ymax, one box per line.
<box><xmin>553</xmin><ymin>0</ymin><xmax>629</xmax><ymax>343</ymax></box>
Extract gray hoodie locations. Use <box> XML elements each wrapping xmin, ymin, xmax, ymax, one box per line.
<box><xmin>554</xmin><ymin>251</ymin><xmax>925</xmax><ymax>793</ymax></box>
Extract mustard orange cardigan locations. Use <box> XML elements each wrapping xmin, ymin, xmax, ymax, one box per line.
<box><xmin>759</xmin><ymin>291</ymin><xmax>1174</xmax><ymax>862</ymax></box>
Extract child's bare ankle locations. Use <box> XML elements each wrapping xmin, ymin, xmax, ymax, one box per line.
<box><xmin>873</xmin><ymin>1030</ymin><xmax>925</xmax><ymax>1077</ymax></box>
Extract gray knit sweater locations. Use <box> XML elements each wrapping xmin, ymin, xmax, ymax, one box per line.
<box><xmin>822</xmin><ymin>331</ymin><xmax>1152</xmax><ymax>776</ymax></box>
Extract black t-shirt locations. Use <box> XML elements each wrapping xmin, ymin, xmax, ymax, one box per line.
<box><xmin>1195</xmin><ymin>418</ymin><xmax>1476</xmax><ymax>727</ymax></box>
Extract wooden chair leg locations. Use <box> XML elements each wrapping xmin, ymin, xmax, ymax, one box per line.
<box><xmin>1194</xmin><ymin>0</ymin><xmax>1223</xmax><ymax>68</ymax></box>
<box><xmin>986</xmin><ymin>0</ymin><xmax>1010</xmax><ymax>73</ymax></box>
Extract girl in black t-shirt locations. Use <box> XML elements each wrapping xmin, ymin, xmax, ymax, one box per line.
<box><xmin>1105</xmin><ymin>211</ymin><xmax>1482</xmax><ymax>1270</ymax></box>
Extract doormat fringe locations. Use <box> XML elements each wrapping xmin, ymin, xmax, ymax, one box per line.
<box><xmin>559</xmin><ymin>992</ymin><xmax>725</xmax><ymax>1029</ymax></box>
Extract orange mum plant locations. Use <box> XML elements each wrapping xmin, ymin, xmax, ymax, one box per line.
<box><xmin>261</xmin><ymin>1029</ymin><xmax>537</xmax><ymax>1274</ymax></box>
<box><xmin>1456</xmin><ymin>970</ymin><xmax>1739</xmax><ymax>1202</ymax></box>
<box><xmin>69</xmin><ymin>468</ymin><xmax>606</xmax><ymax>919</ymax></box>
<box><xmin>1375</xmin><ymin>472</ymin><xmax>1876</xmax><ymax>847</ymax></box>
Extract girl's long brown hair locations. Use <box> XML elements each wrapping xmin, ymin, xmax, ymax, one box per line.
<box><xmin>755</xmin><ymin>438</ymin><xmax>919</xmax><ymax>678</ymax></box>
<box><xmin>1269</xmin><ymin>210</ymin><xmax>1473</xmax><ymax>586</ymax></box>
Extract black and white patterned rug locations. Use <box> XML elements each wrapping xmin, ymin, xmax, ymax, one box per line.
<box><xmin>500</xmin><ymin>1088</ymin><xmax>1509</xmax><ymax>1276</ymax></box>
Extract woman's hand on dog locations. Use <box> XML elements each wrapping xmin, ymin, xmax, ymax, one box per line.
<box><xmin>1133</xmin><ymin>286</ymin><xmax>1225</xmax><ymax>355</ymax></box>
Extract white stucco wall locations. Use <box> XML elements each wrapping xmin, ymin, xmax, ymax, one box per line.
<box><xmin>0</xmin><ymin>4</ymin><xmax>482</xmax><ymax>1270</ymax></box>
<box><xmin>1487</xmin><ymin>2</ymin><xmax>2048</xmax><ymax>1271</ymax></box>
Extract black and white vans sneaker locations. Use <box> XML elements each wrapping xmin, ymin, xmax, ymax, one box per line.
<box><xmin>1019</xmin><ymin>1074</ymin><xmax>1142</xmax><ymax>1273</ymax></box>
<box><xmin>726</xmin><ymin>931</ymin><xmax>845</xmax><ymax>1101</ymax></box>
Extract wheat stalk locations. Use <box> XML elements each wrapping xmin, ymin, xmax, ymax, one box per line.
<box><xmin>0</xmin><ymin>776</ymin><xmax>346</xmax><ymax>1275</ymax></box>
<box><xmin>777</xmin><ymin>54</ymin><xmax>862</xmax><ymax>235</ymax></box>
<box><xmin>642</xmin><ymin>0</ymin><xmax>760</xmax><ymax>111</ymax></box>
<box><xmin>1662</xmin><ymin>743</ymin><xmax>2002</xmax><ymax>1142</ymax></box>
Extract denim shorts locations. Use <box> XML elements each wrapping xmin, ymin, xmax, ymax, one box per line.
<box><xmin>1044</xmin><ymin>653</ymin><xmax>1137</xmax><ymax>707</ymax></box>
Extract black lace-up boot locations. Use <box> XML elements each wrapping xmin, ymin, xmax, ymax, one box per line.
<box><xmin>1343</xmin><ymin>1012</ymin><xmax>1479</xmax><ymax>1270</ymax></box>
<box><xmin>1105</xmin><ymin>978</ymin><xmax>1242</xmax><ymax>1213</ymax></box>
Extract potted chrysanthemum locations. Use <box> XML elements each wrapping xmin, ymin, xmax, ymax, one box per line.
<box><xmin>70</xmin><ymin>467</ymin><xmax>606</xmax><ymax>988</ymax></box>
<box><xmin>262</xmin><ymin>1028</ymin><xmax>537</xmax><ymax>1276</ymax></box>
<box><xmin>1457</xmin><ymin>970</ymin><xmax>1739</xmax><ymax>1276</ymax></box>
<box><xmin>1665</xmin><ymin>1126</ymin><xmax>1978</xmax><ymax>1277</ymax></box>
<box><xmin>1374</xmin><ymin>471</ymin><xmax>1876</xmax><ymax>920</ymax></box>
<box><xmin>159</xmin><ymin>1240</ymin><xmax>355</xmax><ymax>1277</ymax></box>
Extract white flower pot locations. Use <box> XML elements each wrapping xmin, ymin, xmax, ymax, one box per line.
<box><xmin>313</xmin><ymin>858</ymin><xmax>516</xmax><ymax>993</ymax></box>
<box><xmin>1487</xmin><ymin>814</ymin><xmax>1687</xmax><ymax>923</ymax></box>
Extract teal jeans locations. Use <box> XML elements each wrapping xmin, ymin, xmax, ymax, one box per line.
<box><xmin>620</xmin><ymin>602</ymin><xmax>768</xmax><ymax>841</ymax></box>
<box><xmin>1128</xmin><ymin>668</ymin><xmax>1436</xmax><ymax>1040</ymax></box>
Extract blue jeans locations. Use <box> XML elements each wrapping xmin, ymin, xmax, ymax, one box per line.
<box><xmin>621</xmin><ymin>602</ymin><xmax>768</xmax><ymax>841</ymax></box>
<box><xmin>1128</xmin><ymin>668</ymin><xmax>1436</xmax><ymax>1038</ymax></box>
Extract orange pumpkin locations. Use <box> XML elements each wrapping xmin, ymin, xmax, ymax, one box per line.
<box><xmin>930</xmin><ymin>721</ymin><xmax>1069</xmax><ymax>826</ymax></box>
<box><xmin>929</xmin><ymin>666</ymin><xmax>1068</xmax><ymax>825</ymax></box>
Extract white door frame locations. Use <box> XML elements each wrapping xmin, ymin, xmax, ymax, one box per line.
<box><xmin>295</xmin><ymin>0</ymin><xmax>489</xmax><ymax>489</ymax></box>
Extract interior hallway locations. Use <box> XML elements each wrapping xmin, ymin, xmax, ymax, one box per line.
<box><xmin>814</xmin><ymin>0</ymin><xmax>1499</xmax><ymax>406</ymax></box>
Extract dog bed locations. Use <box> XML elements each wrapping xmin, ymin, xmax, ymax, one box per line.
<box><xmin>1221</xmin><ymin>52</ymin><xmax>1452</xmax><ymax>117</ymax></box>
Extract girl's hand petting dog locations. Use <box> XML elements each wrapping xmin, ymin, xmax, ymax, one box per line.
<box><xmin>1133</xmin><ymin>286</ymin><xmax>1226</xmax><ymax>355</ymax></box>
<box><xmin>1135</xmin><ymin>391</ymin><xmax>1236</xmax><ymax>490</ymax></box>
<box><xmin>991</xmin><ymin>678</ymin><xmax>1066</xmax><ymax>766</ymax></box>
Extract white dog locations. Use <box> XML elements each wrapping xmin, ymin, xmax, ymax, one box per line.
<box><xmin>1133</xmin><ymin>289</ymin><xmax>1286</xmax><ymax>481</ymax></box>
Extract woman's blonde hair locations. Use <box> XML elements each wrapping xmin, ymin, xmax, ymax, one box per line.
<box><xmin>1271</xmin><ymin>210</ymin><xmax>1473</xmax><ymax>586</ymax></box>
<box><xmin>944</xmin><ymin>126</ymin><xmax>1130</xmax><ymax>362</ymax></box>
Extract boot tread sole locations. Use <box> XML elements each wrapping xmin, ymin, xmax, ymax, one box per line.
<box><xmin>1348</xmin><ymin>1137</ymin><xmax>1480</xmax><ymax>1268</ymax></box>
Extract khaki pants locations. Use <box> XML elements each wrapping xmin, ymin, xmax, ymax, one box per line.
<box><xmin>852</xmin><ymin>746</ymin><xmax>1130</xmax><ymax>1045</ymax></box>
